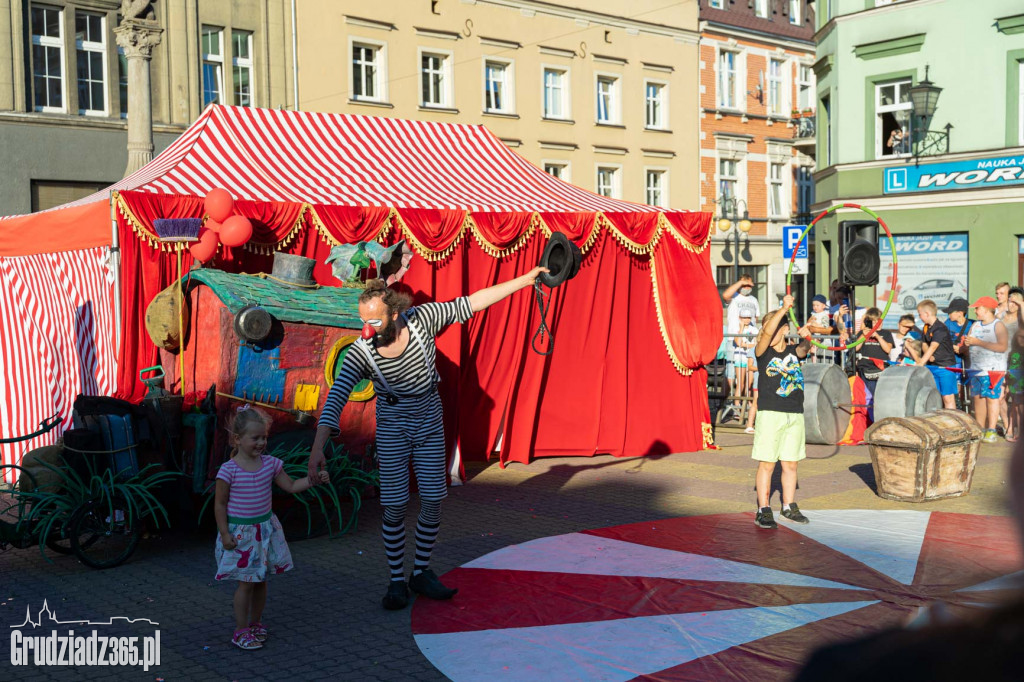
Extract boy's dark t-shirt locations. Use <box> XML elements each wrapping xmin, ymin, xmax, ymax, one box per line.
<box><xmin>922</xmin><ymin>320</ymin><xmax>957</xmax><ymax>367</ymax></box>
<box><xmin>756</xmin><ymin>342</ymin><xmax>804</xmax><ymax>413</ymax></box>
<box><xmin>854</xmin><ymin>329</ymin><xmax>894</xmax><ymax>374</ymax></box>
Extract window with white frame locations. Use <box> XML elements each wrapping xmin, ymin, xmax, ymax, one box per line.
<box><xmin>789</xmin><ymin>0</ymin><xmax>801</xmax><ymax>24</ymax></box>
<box><xmin>767</xmin><ymin>59</ymin><xmax>785</xmax><ymax>116</ymax></box>
<box><xmin>717</xmin><ymin>50</ymin><xmax>738</xmax><ymax>109</ymax></box>
<box><xmin>31</xmin><ymin>5</ymin><xmax>64</xmax><ymax>111</ymax></box>
<box><xmin>542</xmin><ymin>67</ymin><xmax>569</xmax><ymax>119</ymax></box>
<box><xmin>232</xmin><ymin>30</ymin><xmax>253</xmax><ymax>106</ymax></box>
<box><xmin>543</xmin><ymin>162</ymin><xmax>570</xmax><ymax>181</ymax></box>
<box><xmin>768</xmin><ymin>162</ymin><xmax>786</xmax><ymax>217</ymax></box>
<box><xmin>201</xmin><ymin>25</ymin><xmax>224</xmax><ymax>105</ymax></box>
<box><xmin>719</xmin><ymin>158</ymin><xmax>738</xmax><ymax>203</ymax></box>
<box><xmin>645</xmin><ymin>169</ymin><xmax>668</xmax><ymax>208</ymax></box>
<box><xmin>596</xmin><ymin>166</ymin><xmax>621</xmax><ymax>198</ymax></box>
<box><xmin>754</xmin><ymin>0</ymin><xmax>769</xmax><ymax>18</ymax></box>
<box><xmin>421</xmin><ymin>51</ymin><xmax>452</xmax><ymax>107</ymax></box>
<box><xmin>352</xmin><ymin>41</ymin><xmax>386</xmax><ymax>102</ymax></box>
<box><xmin>645</xmin><ymin>81</ymin><xmax>667</xmax><ymax>129</ymax></box>
<box><xmin>797</xmin><ymin>64</ymin><xmax>813</xmax><ymax>111</ymax></box>
<box><xmin>484</xmin><ymin>59</ymin><xmax>513</xmax><ymax>113</ymax></box>
<box><xmin>75</xmin><ymin>12</ymin><xmax>106</xmax><ymax>115</ymax></box>
<box><xmin>876</xmin><ymin>79</ymin><xmax>913</xmax><ymax>158</ymax></box>
<box><xmin>118</xmin><ymin>46</ymin><xmax>127</xmax><ymax>117</ymax></box>
<box><xmin>709</xmin><ymin>0</ymin><xmax>724</xmax><ymax>8</ymax></box>
<box><xmin>596</xmin><ymin>74</ymin><xmax>620</xmax><ymax>124</ymax></box>
<box><xmin>1018</xmin><ymin>61</ymin><xmax>1023</xmax><ymax>146</ymax></box>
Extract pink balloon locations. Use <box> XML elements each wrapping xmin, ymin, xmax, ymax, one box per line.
<box><xmin>220</xmin><ymin>215</ymin><xmax>253</xmax><ymax>248</ymax></box>
<box><xmin>204</xmin><ymin>188</ymin><xmax>234</xmax><ymax>223</ymax></box>
<box><xmin>189</xmin><ymin>227</ymin><xmax>219</xmax><ymax>263</ymax></box>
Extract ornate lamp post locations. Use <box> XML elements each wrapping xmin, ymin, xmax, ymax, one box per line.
<box><xmin>908</xmin><ymin>65</ymin><xmax>952</xmax><ymax>158</ymax></box>
<box><xmin>714</xmin><ymin>197</ymin><xmax>752</xmax><ymax>282</ymax></box>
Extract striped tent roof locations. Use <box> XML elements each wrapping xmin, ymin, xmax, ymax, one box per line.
<box><xmin>61</xmin><ymin>104</ymin><xmax>673</xmax><ymax>214</ymax></box>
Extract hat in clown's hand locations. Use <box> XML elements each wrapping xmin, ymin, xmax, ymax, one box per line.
<box><xmin>538</xmin><ymin>232</ymin><xmax>582</xmax><ymax>288</ymax></box>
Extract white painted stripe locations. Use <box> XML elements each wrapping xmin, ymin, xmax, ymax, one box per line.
<box><xmin>464</xmin><ymin>532</ymin><xmax>866</xmax><ymax>591</ymax></box>
<box><xmin>784</xmin><ymin>510</ymin><xmax>932</xmax><ymax>585</ymax></box>
<box><xmin>957</xmin><ymin>569</ymin><xmax>1024</xmax><ymax>593</ymax></box>
<box><xmin>415</xmin><ymin>601</ymin><xmax>878</xmax><ymax>682</ymax></box>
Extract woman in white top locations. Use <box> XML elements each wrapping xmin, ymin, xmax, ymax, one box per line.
<box><xmin>963</xmin><ymin>296</ymin><xmax>1008</xmax><ymax>442</ymax></box>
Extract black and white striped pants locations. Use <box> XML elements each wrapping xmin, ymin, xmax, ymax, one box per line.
<box><xmin>375</xmin><ymin>392</ymin><xmax>447</xmax><ymax>507</ymax></box>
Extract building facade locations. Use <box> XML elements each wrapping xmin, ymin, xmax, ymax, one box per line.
<box><xmin>813</xmin><ymin>0</ymin><xmax>1024</xmax><ymax>327</ymax></box>
<box><xmin>0</xmin><ymin>0</ymin><xmax>295</xmax><ymax>215</ymax></box>
<box><xmin>294</xmin><ymin>0</ymin><xmax>701</xmax><ymax>210</ymax></box>
<box><xmin>699</xmin><ymin>0</ymin><xmax>817</xmax><ymax>316</ymax></box>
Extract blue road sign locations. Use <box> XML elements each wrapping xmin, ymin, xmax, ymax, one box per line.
<box><xmin>783</xmin><ymin>225</ymin><xmax>809</xmax><ymax>260</ymax></box>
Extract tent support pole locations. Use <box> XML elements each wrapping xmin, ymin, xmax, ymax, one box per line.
<box><xmin>291</xmin><ymin>0</ymin><xmax>299</xmax><ymax>110</ymax></box>
<box><xmin>110</xmin><ymin>191</ymin><xmax>123</xmax><ymax>359</ymax></box>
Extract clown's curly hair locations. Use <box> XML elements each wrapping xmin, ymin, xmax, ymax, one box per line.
<box><xmin>359</xmin><ymin>279</ymin><xmax>412</xmax><ymax>316</ymax></box>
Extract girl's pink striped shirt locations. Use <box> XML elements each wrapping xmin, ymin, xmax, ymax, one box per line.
<box><xmin>217</xmin><ymin>456</ymin><xmax>283</xmax><ymax>518</ymax></box>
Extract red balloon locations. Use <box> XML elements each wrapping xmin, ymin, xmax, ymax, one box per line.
<box><xmin>219</xmin><ymin>215</ymin><xmax>253</xmax><ymax>247</ymax></box>
<box><xmin>204</xmin><ymin>188</ymin><xmax>234</xmax><ymax>223</ymax></box>
<box><xmin>189</xmin><ymin>227</ymin><xmax>219</xmax><ymax>263</ymax></box>
<box><xmin>205</xmin><ymin>218</ymin><xmax>222</xmax><ymax>233</ymax></box>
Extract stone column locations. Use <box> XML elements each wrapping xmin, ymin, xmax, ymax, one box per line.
<box><xmin>114</xmin><ymin>18</ymin><xmax>163</xmax><ymax>177</ymax></box>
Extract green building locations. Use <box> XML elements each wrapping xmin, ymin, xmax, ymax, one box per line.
<box><xmin>813</xmin><ymin>0</ymin><xmax>1024</xmax><ymax>324</ymax></box>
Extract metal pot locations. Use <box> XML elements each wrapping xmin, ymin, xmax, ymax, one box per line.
<box><xmin>233</xmin><ymin>305</ymin><xmax>273</xmax><ymax>344</ymax></box>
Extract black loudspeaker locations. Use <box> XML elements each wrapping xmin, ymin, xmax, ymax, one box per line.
<box><xmin>839</xmin><ymin>220</ymin><xmax>880</xmax><ymax>286</ymax></box>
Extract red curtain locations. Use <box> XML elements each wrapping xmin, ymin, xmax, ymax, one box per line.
<box><xmin>112</xmin><ymin>193</ymin><xmax>719</xmax><ymax>462</ymax></box>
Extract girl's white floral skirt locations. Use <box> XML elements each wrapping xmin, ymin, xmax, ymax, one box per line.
<box><xmin>214</xmin><ymin>513</ymin><xmax>293</xmax><ymax>582</ymax></box>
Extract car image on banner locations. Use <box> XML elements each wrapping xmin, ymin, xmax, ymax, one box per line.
<box><xmin>877</xmin><ymin>233</ymin><xmax>968</xmax><ymax>328</ymax></box>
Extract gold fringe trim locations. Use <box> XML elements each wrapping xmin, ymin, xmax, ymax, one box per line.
<box><xmin>648</xmin><ymin>253</ymin><xmax>692</xmax><ymax>376</ymax></box>
<box><xmin>702</xmin><ymin>422</ymin><xmax>715</xmax><ymax>449</ymax></box>
<box><xmin>469</xmin><ymin>213</ymin><xmax>540</xmax><ymax>258</ymax></box>
<box><xmin>394</xmin><ymin>210</ymin><xmax>469</xmax><ymax>262</ymax></box>
<box><xmin>376</xmin><ymin>210</ymin><xmax>394</xmax><ymax>244</ymax></box>
<box><xmin>244</xmin><ymin>204</ymin><xmax>309</xmax><ymax>255</ymax></box>
<box><xmin>116</xmin><ymin>193</ymin><xmax>171</xmax><ymax>251</ymax></box>
<box><xmin>659</xmin><ymin>212</ymin><xmax>714</xmax><ymax>254</ymax></box>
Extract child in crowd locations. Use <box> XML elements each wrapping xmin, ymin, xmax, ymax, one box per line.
<box><xmin>962</xmin><ymin>297</ymin><xmax>1008</xmax><ymax>443</ymax></box>
<box><xmin>745</xmin><ymin>313</ymin><xmax>761</xmax><ymax>435</ymax></box>
<box><xmin>807</xmin><ymin>295</ymin><xmax>833</xmax><ymax>335</ymax></box>
<box><xmin>734</xmin><ymin>308</ymin><xmax>758</xmax><ymax>413</ymax></box>
<box><xmin>214</xmin><ymin>406</ymin><xmax>330</xmax><ymax>650</ymax></box>
<box><xmin>847</xmin><ymin>308</ymin><xmax>893</xmax><ymax>412</ymax></box>
<box><xmin>915</xmin><ymin>299</ymin><xmax>959</xmax><ymax>409</ymax></box>
<box><xmin>899</xmin><ymin>339</ymin><xmax>922</xmax><ymax>365</ymax></box>
<box><xmin>752</xmin><ymin>294</ymin><xmax>812</xmax><ymax>529</ymax></box>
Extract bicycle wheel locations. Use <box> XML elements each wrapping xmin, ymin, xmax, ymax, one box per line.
<box><xmin>44</xmin><ymin>510</ymin><xmax>77</xmax><ymax>555</ymax></box>
<box><xmin>70</xmin><ymin>498</ymin><xmax>142</xmax><ymax>569</ymax></box>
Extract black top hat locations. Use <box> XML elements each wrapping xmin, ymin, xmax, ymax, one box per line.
<box><xmin>538</xmin><ymin>232</ymin><xmax>582</xmax><ymax>288</ymax></box>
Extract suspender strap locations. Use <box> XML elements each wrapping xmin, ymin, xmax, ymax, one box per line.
<box><xmin>353</xmin><ymin>338</ymin><xmax>393</xmax><ymax>397</ymax></box>
<box><xmin>353</xmin><ymin>314</ymin><xmax>439</xmax><ymax>401</ymax></box>
<box><xmin>402</xmin><ymin>313</ymin><xmax>442</xmax><ymax>385</ymax></box>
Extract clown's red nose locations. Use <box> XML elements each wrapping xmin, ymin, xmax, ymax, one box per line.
<box><xmin>361</xmin><ymin>323</ymin><xmax>376</xmax><ymax>340</ymax></box>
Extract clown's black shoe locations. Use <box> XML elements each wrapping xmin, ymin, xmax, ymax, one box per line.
<box><xmin>382</xmin><ymin>580</ymin><xmax>409</xmax><ymax>610</ymax></box>
<box><xmin>409</xmin><ymin>569</ymin><xmax>458</xmax><ymax>600</ymax></box>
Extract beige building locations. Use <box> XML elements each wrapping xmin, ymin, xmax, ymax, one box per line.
<box><xmin>0</xmin><ymin>0</ymin><xmax>295</xmax><ymax>215</ymax></box>
<box><xmin>295</xmin><ymin>0</ymin><xmax>702</xmax><ymax>210</ymax></box>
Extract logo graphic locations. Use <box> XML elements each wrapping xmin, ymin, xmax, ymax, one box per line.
<box><xmin>885</xmin><ymin>167</ymin><xmax>908</xmax><ymax>192</ymax></box>
<box><xmin>9</xmin><ymin>600</ymin><xmax>160</xmax><ymax>671</ymax></box>
<box><xmin>766</xmin><ymin>354</ymin><xmax>804</xmax><ymax>397</ymax></box>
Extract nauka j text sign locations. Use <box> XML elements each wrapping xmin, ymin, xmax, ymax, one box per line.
<box><xmin>884</xmin><ymin>154</ymin><xmax>1024</xmax><ymax>194</ymax></box>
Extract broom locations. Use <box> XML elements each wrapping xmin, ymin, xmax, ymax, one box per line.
<box><xmin>153</xmin><ymin>219</ymin><xmax>202</xmax><ymax>398</ymax></box>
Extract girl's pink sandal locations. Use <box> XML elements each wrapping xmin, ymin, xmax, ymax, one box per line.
<box><xmin>249</xmin><ymin>621</ymin><xmax>268</xmax><ymax>642</ymax></box>
<box><xmin>232</xmin><ymin>628</ymin><xmax>263</xmax><ymax>650</ymax></box>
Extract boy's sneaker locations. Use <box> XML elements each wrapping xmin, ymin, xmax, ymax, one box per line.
<box><xmin>983</xmin><ymin>429</ymin><xmax>999</xmax><ymax>443</ymax></box>
<box><xmin>754</xmin><ymin>507</ymin><xmax>777</xmax><ymax>529</ymax></box>
<box><xmin>780</xmin><ymin>503</ymin><xmax>810</xmax><ymax>524</ymax></box>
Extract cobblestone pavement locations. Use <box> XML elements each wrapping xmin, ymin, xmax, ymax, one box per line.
<box><xmin>0</xmin><ymin>435</ymin><xmax>1016</xmax><ymax>681</ymax></box>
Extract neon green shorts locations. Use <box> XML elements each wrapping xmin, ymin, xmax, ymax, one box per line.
<box><xmin>751</xmin><ymin>410</ymin><xmax>806</xmax><ymax>463</ymax></box>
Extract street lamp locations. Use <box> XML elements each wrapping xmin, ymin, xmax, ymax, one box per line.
<box><xmin>907</xmin><ymin>65</ymin><xmax>952</xmax><ymax>158</ymax></box>
<box><xmin>714</xmin><ymin>196</ymin><xmax>752</xmax><ymax>281</ymax></box>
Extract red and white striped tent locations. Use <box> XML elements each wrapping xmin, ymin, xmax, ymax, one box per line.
<box><xmin>0</xmin><ymin>104</ymin><xmax>721</xmax><ymax>478</ymax></box>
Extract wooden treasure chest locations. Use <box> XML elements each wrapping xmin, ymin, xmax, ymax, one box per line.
<box><xmin>863</xmin><ymin>410</ymin><xmax>982</xmax><ymax>502</ymax></box>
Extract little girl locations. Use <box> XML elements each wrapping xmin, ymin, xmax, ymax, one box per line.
<box><xmin>214</xmin><ymin>406</ymin><xmax>329</xmax><ymax>650</ymax></box>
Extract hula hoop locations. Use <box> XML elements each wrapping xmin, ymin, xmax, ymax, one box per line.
<box><xmin>785</xmin><ymin>203</ymin><xmax>898</xmax><ymax>352</ymax></box>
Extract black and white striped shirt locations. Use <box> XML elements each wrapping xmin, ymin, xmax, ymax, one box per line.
<box><xmin>318</xmin><ymin>297</ymin><xmax>474</xmax><ymax>432</ymax></box>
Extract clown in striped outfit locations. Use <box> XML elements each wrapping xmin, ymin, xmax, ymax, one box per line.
<box><xmin>309</xmin><ymin>269</ymin><xmax>547</xmax><ymax>609</ymax></box>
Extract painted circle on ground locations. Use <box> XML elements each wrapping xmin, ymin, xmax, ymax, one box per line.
<box><xmin>411</xmin><ymin>510</ymin><xmax>1022</xmax><ymax>681</ymax></box>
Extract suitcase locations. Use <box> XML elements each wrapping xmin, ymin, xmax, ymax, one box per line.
<box><xmin>76</xmin><ymin>413</ymin><xmax>140</xmax><ymax>478</ymax></box>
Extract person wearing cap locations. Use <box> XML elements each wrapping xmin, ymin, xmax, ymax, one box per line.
<box><xmin>721</xmin><ymin>275</ymin><xmax>761</xmax><ymax>420</ymax></box>
<box><xmin>734</xmin><ymin>308</ymin><xmax>758</xmax><ymax>426</ymax></box>
<box><xmin>807</xmin><ymin>294</ymin><xmax>833</xmax><ymax>335</ymax></box>
<box><xmin>962</xmin><ymin>296</ymin><xmax>1008</xmax><ymax>442</ymax></box>
<box><xmin>915</xmin><ymin>300</ymin><xmax>959</xmax><ymax>409</ymax></box>
<box><xmin>945</xmin><ymin>297</ymin><xmax>973</xmax><ymax>409</ymax></box>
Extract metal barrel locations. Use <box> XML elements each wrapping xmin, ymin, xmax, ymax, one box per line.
<box><xmin>803</xmin><ymin>362</ymin><xmax>852</xmax><ymax>444</ymax></box>
<box><xmin>873</xmin><ymin>365</ymin><xmax>942</xmax><ymax>422</ymax></box>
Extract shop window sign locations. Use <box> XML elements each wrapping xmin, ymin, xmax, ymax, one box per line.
<box><xmin>884</xmin><ymin>154</ymin><xmax>1024</xmax><ymax>194</ymax></box>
